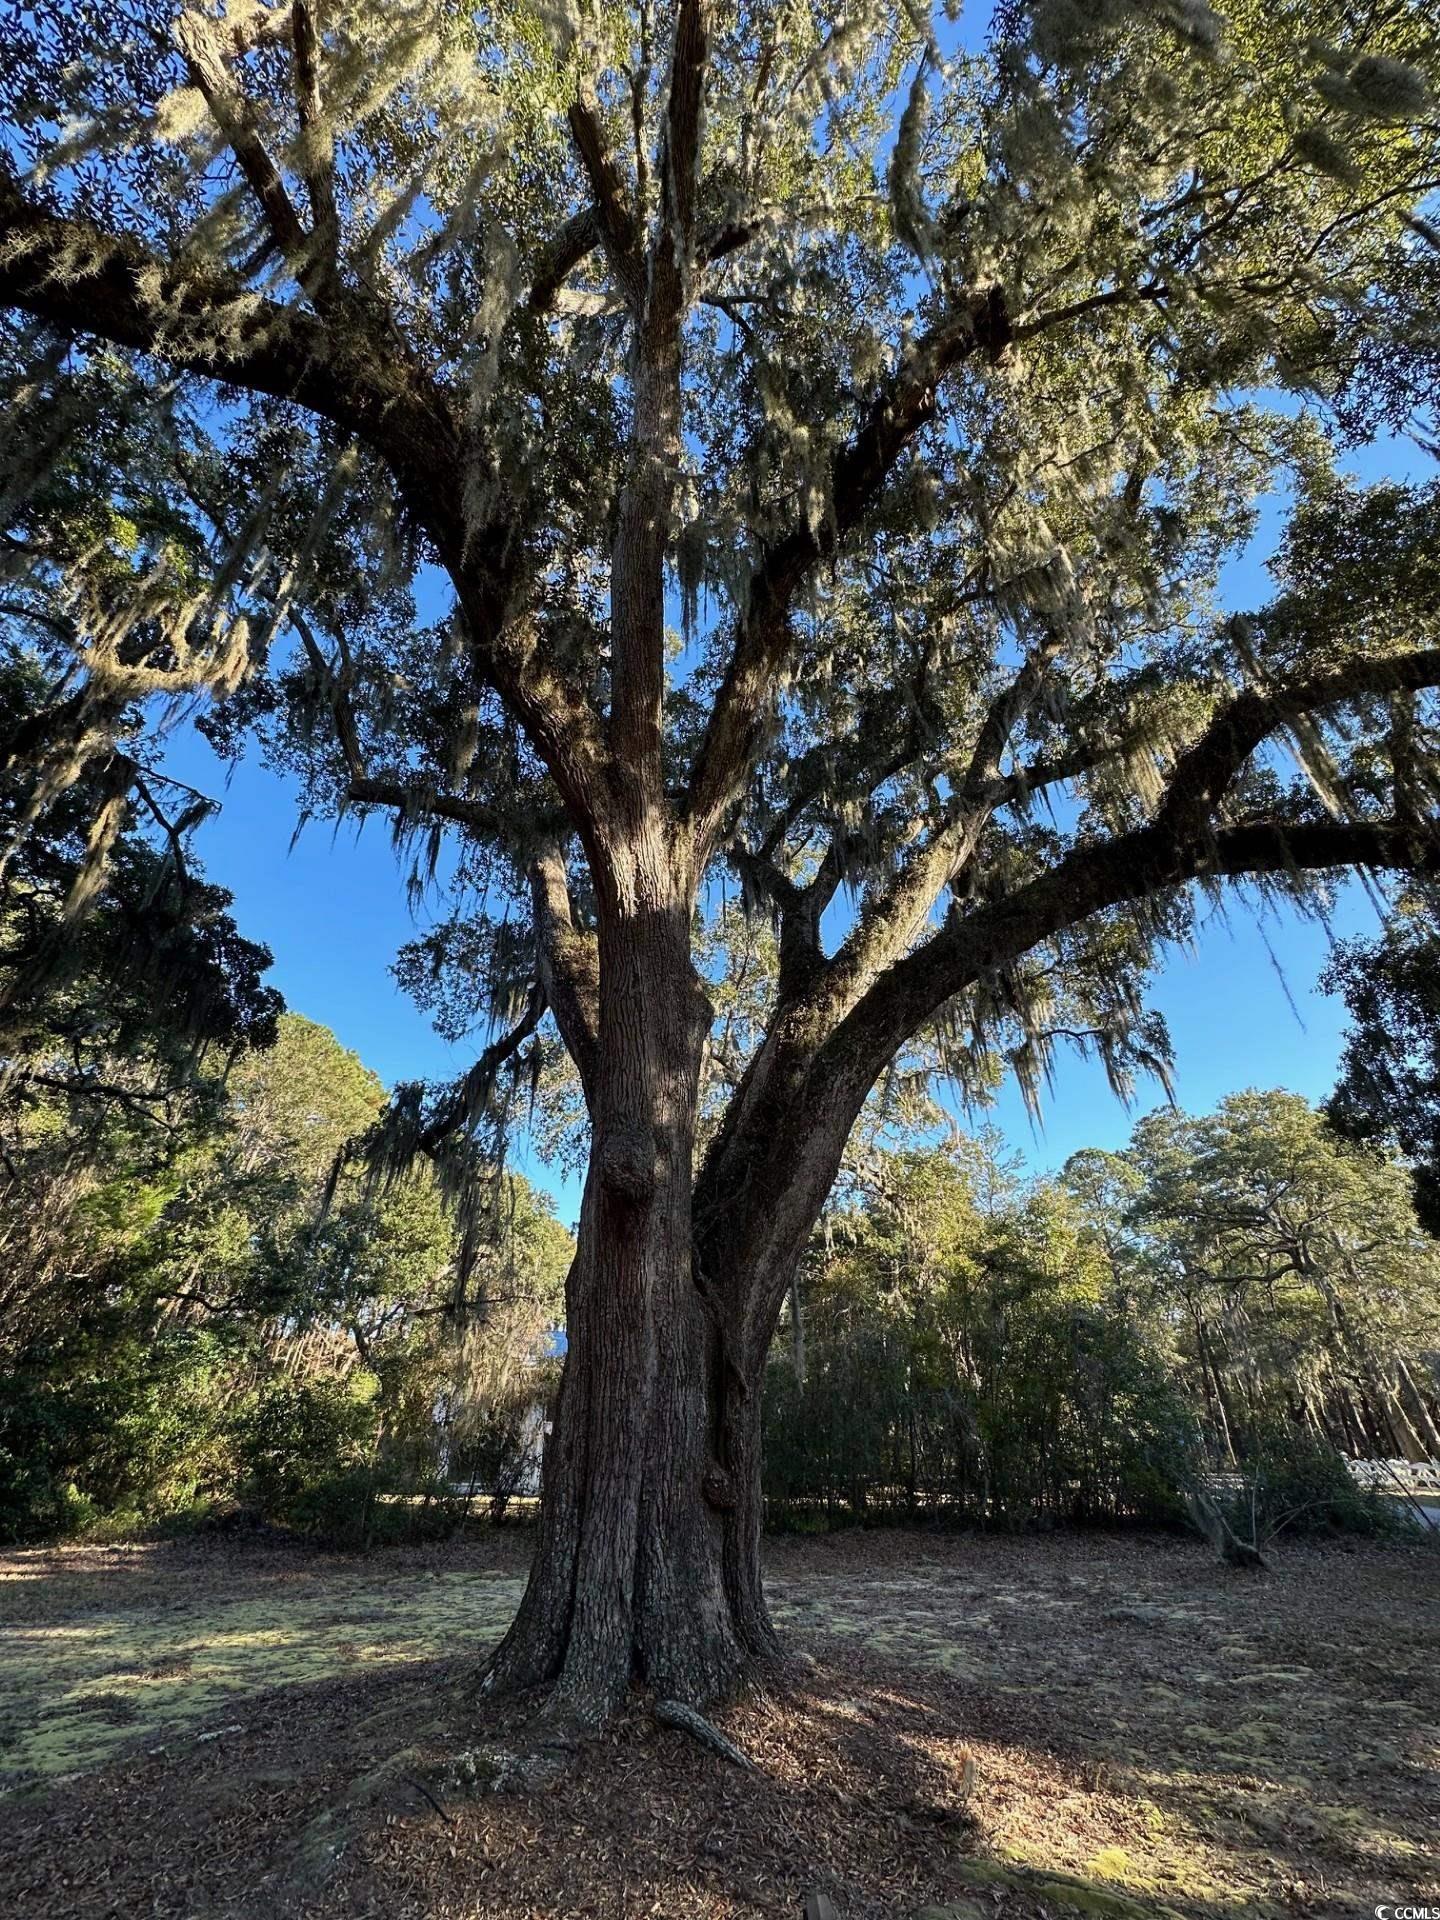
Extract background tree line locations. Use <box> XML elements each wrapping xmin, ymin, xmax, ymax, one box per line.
<box><xmin>765</xmin><ymin>1090</ymin><xmax>1440</xmax><ymax>1539</ymax></box>
<box><xmin>1</xmin><ymin>699</ymin><xmax>572</xmax><ymax>1543</ymax></box>
<box><xmin>0</xmin><ymin>1003</ymin><xmax>571</xmax><ymax>1544</ymax></box>
<box><xmin>9</xmin><ymin>925</ymin><xmax>1436</xmax><ymax>1551</ymax></box>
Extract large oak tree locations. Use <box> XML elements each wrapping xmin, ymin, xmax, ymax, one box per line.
<box><xmin>3</xmin><ymin>0</ymin><xmax>1440</xmax><ymax>1720</ymax></box>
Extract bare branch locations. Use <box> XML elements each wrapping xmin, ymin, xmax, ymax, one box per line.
<box><xmin>729</xmin><ymin>829</ymin><xmax>846</xmax><ymax>989</ymax></box>
<box><xmin>293</xmin><ymin>610</ymin><xmax>364</xmax><ymax>776</ymax></box>
<box><xmin>8</xmin><ymin>1068</ymin><xmax>177</xmax><ymax>1125</ymax></box>
<box><xmin>648</xmin><ymin>0</ymin><xmax>708</xmax><ymax>341</ymax></box>
<box><xmin>176</xmin><ymin>6</ymin><xmax>316</xmax><ymax>289</ymax></box>
<box><xmin>816</xmin><ymin>631</ymin><xmax>1066</xmax><ymax>1010</ymax></box>
<box><xmin>417</xmin><ymin>985</ymin><xmax>547</xmax><ymax>1152</ymax></box>
<box><xmin>955</xmin><ymin>633</ymin><xmax>1068</xmax><ymax>809</ymax></box>
<box><xmin>290</xmin><ymin>0</ymin><xmax>340</xmax><ymax>301</ymax></box>
<box><xmin>699</xmin><ymin>216</ymin><xmax>769</xmax><ymax>269</ymax></box>
<box><xmin>1154</xmin><ymin>647</ymin><xmax>1440</xmax><ymax>843</ymax></box>
<box><xmin>345</xmin><ymin>775</ymin><xmax>519</xmax><ymax>842</ymax></box>
<box><xmin>567</xmin><ymin>94</ymin><xmax>644</xmax><ymax>310</ymax></box>
<box><xmin>1010</xmin><ymin>278</ymin><xmax>1170</xmax><ymax>343</ymax></box>
<box><xmin>526</xmin><ymin>208</ymin><xmax>602</xmax><ymax>314</ymax></box>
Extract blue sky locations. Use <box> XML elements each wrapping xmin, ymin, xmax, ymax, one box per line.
<box><xmin>148</xmin><ymin>0</ymin><xmax>1433</xmax><ymax>1224</ymax></box>
<box><xmin>159</xmin><ymin>426</ymin><xmax>1431</xmax><ymax>1223</ymax></box>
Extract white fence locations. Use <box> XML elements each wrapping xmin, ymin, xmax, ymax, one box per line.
<box><xmin>1205</xmin><ymin>1456</ymin><xmax>1440</xmax><ymax>1498</ymax></box>
<box><xmin>1342</xmin><ymin>1456</ymin><xmax>1440</xmax><ymax>1496</ymax></box>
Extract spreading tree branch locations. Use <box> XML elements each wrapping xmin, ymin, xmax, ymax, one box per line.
<box><xmin>684</xmin><ymin>288</ymin><xmax>1013</xmax><ymax>855</ymax></box>
<box><xmin>526</xmin><ymin>208</ymin><xmax>603</xmax><ymax>314</ymax></box>
<box><xmin>289</xmin><ymin>0</ymin><xmax>341</xmax><ymax>301</ymax></box>
<box><xmin>0</xmin><ymin>182</ymin><xmax>378</xmax><ymax>431</ymax></box>
<box><xmin>567</xmin><ymin>93</ymin><xmax>645</xmax><ymax>310</ymax></box>
<box><xmin>780</xmin><ymin>643</ymin><xmax>1440</xmax><ymax>1057</ymax></box>
<box><xmin>827</xmin><ymin>658</ymin><xmax>1440</xmax><ymax>1089</ymax></box>
<box><xmin>176</xmin><ymin>6</ymin><xmax>317</xmax><ymax>288</ymax></box>
<box><xmin>831</xmin><ymin>813</ymin><xmax>1440</xmax><ymax>1092</ymax></box>
<box><xmin>1154</xmin><ymin>648</ymin><xmax>1440</xmax><ymax>843</ymax></box>
<box><xmin>0</xmin><ymin>182</ymin><xmax>615</xmax><ymax>838</ymax></box>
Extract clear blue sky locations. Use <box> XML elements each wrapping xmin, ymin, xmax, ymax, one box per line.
<box><xmin>161</xmin><ymin>437</ymin><xmax>1434</xmax><ymax>1221</ymax></box>
<box><xmin>149</xmin><ymin>5</ymin><xmax>1436</xmax><ymax>1217</ymax></box>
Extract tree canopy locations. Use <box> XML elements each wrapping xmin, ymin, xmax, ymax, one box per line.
<box><xmin>3</xmin><ymin>0</ymin><xmax>1440</xmax><ymax>1713</ymax></box>
<box><xmin>2</xmin><ymin>0</ymin><xmax>1438</xmax><ymax>1131</ymax></box>
<box><xmin>1070</xmin><ymin>1087</ymin><xmax>1440</xmax><ymax>1464</ymax></box>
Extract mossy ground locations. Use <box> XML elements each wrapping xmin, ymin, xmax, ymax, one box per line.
<box><xmin>1</xmin><ymin>1543</ymin><xmax>524</xmax><ymax>1790</ymax></box>
<box><xmin>1</xmin><ymin>1528</ymin><xmax>1435</xmax><ymax>1918</ymax></box>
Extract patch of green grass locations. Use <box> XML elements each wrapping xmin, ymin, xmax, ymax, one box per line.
<box><xmin>949</xmin><ymin>1856</ymin><xmax>1188</xmax><ymax>1919</ymax></box>
<box><xmin>1</xmin><ymin>1569</ymin><xmax>524</xmax><ymax>1792</ymax></box>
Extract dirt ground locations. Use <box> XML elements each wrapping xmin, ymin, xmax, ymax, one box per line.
<box><xmin>1</xmin><ymin>1527</ymin><xmax>1436</xmax><ymax>1920</ymax></box>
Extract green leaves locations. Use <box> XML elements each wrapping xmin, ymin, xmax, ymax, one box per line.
<box><xmin>0</xmin><ymin>1002</ymin><xmax>572</xmax><ymax>1542</ymax></box>
<box><xmin>1325</xmin><ymin>899</ymin><xmax>1440</xmax><ymax>1234</ymax></box>
<box><xmin>3</xmin><ymin>0</ymin><xmax>1440</xmax><ymax>1280</ymax></box>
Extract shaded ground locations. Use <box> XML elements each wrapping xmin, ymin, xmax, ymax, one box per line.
<box><xmin>1</xmin><ymin>1528</ymin><xmax>1436</xmax><ymax>1919</ymax></box>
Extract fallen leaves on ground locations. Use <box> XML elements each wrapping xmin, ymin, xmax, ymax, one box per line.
<box><xmin>1</xmin><ymin>1528</ymin><xmax>1435</xmax><ymax>1919</ymax></box>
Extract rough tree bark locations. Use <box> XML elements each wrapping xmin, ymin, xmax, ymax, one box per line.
<box><xmin>479</xmin><ymin>866</ymin><xmax>758</xmax><ymax>1718</ymax></box>
<box><xmin>4</xmin><ymin>0</ymin><xmax>1440</xmax><ymax>1731</ymax></box>
<box><xmin>478</xmin><ymin>794</ymin><xmax>811</xmax><ymax>1717</ymax></box>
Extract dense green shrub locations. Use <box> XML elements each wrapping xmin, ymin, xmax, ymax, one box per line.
<box><xmin>236</xmin><ymin>1374</ymin><xmax>380</xmax><ymax>1527</ymax></box>
<box><xmin>0</xmin><ymin>1367</ymin><xmax>80</xmax><ymax>1542</ymax></box>
<box><xmin>0</xmin><ymin>1323</ymin><xmax>242</xmax><ymax>1542</ymax></box>
<box><xmin>1215</xmin><ymin>1422</ymin><xmax>1416</xmax><ymax>1543</ymax></box>
<box><xmin>233</xmin><ymin>1377</ymin><xmax>484</xmax><ymax>1546</ymax></box>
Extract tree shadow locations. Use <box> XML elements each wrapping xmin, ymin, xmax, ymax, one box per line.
<box><xmin>2</xmin><ymin>1527</ymin><xmax>1434</xmax><ymax>1918</ymax></box>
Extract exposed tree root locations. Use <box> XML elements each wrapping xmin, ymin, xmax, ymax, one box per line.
<box><xmin>257</xmin><ymin>1697</ymin><xmax>582</xmax><ymax>1903</ymax></box>
<box><xmin>441</xmin><ymin>1734</ymin><xmax>576</xmax><ymax>1796</ymax></box>
<box><xmin>262</xmin><ymin>1743</ymin><xmax>433</xmax><ymax>1897</ymax></box>
<box><xmin>654</xmin><ymin>1697</ymin><xmax>758</xmax><ymax>1771</ymax></box>
<box><xmin>399</xmin><ymin>1772</ymin><xmax>453</xmax><ymax>1824</ymax></box>
<box><xmin>259</xmin><ymin>1678</ymin><xmax>764</xmax><ymax>1901</ymax></box>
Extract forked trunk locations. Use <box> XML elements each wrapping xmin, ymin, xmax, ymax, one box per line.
<box><xmin>481</xmin><ymin>884</ymin><xmax>782</xmax><ymax>1722</ymax></box>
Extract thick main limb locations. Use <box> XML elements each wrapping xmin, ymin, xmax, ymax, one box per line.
<box><xmin>0</xmin><ymin>183</ymin><xmax>614</xmax><ymax>832</ymax></box>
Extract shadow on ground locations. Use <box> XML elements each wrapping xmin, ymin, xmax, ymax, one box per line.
<box><xmin>1</xmin><ymin>1529</ymin><xmax>1435</xmax><ymax>1918</ymax></box>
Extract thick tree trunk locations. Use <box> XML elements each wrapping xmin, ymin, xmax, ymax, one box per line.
<box><xmin>482</xmin><ymin>1221</ymin><xmax>781</xmax><ymax>1719</ymax></box>
<box><xmin>480</xmin><ymin>884</ymin><xmax>783</xmax><ymax>1722</ymax></box>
